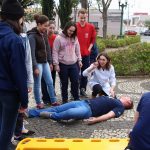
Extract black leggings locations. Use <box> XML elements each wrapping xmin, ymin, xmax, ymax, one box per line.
<box><xmin>92</xmin><ymin>84</ymin><xmax>108</xmax><ymax>97</ymax></box>
<box><xmin>15</xmin><ymin>113</ymin><xmax>23</xmax><ymax>136</ymax></box>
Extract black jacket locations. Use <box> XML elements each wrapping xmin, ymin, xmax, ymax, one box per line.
<box><xmin>27</xmin><ymin>27</ymin><xmax>52</xmax><ymax>69</ymax></box>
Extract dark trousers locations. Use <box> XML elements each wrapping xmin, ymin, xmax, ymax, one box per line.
<box><xmin>0</xmin><ymin>90</ymin><xmax>20</xmax><ymax>150</ymax></box>
<box><xmin>80</xmin><ymin>55</ymin><xmax>90</xmax><ymax>90</ymax></box>
<box><xmin>42</xmin><ymin>70</ymin><xmax>56</xmax><ymax>104</ymax></box>
<box><xmin>14</xmin><ymin>113</ymin><xmax>24</xmax><ymax>137</ymax></box>
<box><xmin>92</xmin><ymin>84</ymin><xmax>108</xmax><ymax>97</ymax></box>
<box><xmin>59</xmin><ymin>62</ymin><xmax>79</xmax><ymax>103</ymax></box>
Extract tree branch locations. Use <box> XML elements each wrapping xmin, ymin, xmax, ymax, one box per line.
<box><xmin>97</xmin><ymin>0</ymin><xmax>103</xmax><ymax>13</ymax></box>
<box><xmin>106</xmin><ymin>0</ymin><xmax>112</xmax><ymax>9</ymax></box>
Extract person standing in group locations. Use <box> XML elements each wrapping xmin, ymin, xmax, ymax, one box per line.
<box><xmin>28</xmin><ymin>14</ymin><xmax>59</xmax><ymax>109</ymax></box>
<box><xmin>90</xmin><ymin>26</ymin><xmax>99</xmax><ymax>64</ymax></box>
<box><xmin>42</xmin><ymin>20</ymin><xmax>57</xmax><ymax>105</ymax></box>
<box><xmin>53</xmin><ymin>21</ymin><xmax>82</xmax><ymax>104</ymax></box>
<box><xmin>48</xmin><ymin>20</ymin><xmax>57</xmax><ymax>87</ymax></box>
<box><xmin>0</xmin><ymin>0</ymin><xmax>28</xmax><ymax>149</ymax></box>
<box><xmin>13</xmin><ymin>23</ymin><xmax>35</xmax><ymax>142</ymax></box>
<box><xmin>83</xmin><ymin>52</ymin><xmax>116</xmax><ymax>98</ymax></box>
<box><xmin>76</xmin><ymin>8</ymin><xmax>96</xmax><ymax>97</ymax></box>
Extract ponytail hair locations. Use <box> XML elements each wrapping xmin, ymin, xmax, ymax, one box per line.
<box><xmin>34</xmin><ymin>14</ymin><xmax>49</xmax><ymax>25</ymax></box>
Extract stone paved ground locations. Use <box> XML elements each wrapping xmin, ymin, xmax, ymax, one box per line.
<box><xmin>25</xmin><ymin>76</ymin><xmax>150</xmax><ymax>139</ymax></box>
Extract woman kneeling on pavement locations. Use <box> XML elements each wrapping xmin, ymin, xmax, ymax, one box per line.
<box><xmin>83</xmin><ymin>52</ymin><xmax>116</xmax><ymax>98</ymax></box>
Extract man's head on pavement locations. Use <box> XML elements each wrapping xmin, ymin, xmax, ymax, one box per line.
<box><xmin>120</xmin><ymin>96</ymin><xmax>133</xmax><ymax>110</ymax></box>
<box><xmin>78</xmin><ymin>8</ymin><xmax>87</xmax><ymax>26</ymax></box>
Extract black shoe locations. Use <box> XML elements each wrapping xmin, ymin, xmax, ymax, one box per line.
<box><xmin>14</xmin><ymin>135</ymin><xmax>26</xmax><ymax>141</ymax></box>
<box><xmin>80</xmin><ymin>88</ymin><xmax>88</xmax><ymax>98</ymax></box>
<box><xmin>22</xmin><ymin>130</ymin><xmax>35</xmax><ymax>136</ymax></box>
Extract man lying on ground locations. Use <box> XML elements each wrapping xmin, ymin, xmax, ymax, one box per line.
<box><xmin>28</xmin><ymin>96</ymin><xmax>133</xmax><ymax>125</ymax></box>
<box><xmin>125</xmin><ymin>92</ymin><xmax>150</xmax><ymax>150</ymax></box>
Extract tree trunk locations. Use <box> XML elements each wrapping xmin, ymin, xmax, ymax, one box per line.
<box><xmin>80</xmin><ymin>0</ymin><xmax>87</xmax><ymax>9</ymax></box>
<box><xmin>102</xmin><ymin>8</ymin><xmax>107</xmax><ymax>39</ymax></box>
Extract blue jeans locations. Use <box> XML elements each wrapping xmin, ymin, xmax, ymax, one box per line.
<box><xmin>0</xmin><ymin>90</ymin><xmax>20</xmax><ymax>150</ymax></box>
<box><xmin>34</xmin><ymin>63</ymin><xmax>57</xmax><ymax>104</ymax></box>
<box><xmin>29</xmin><ymin>100</ymin><xmax>92</xmax><ymax>120</ymax></box>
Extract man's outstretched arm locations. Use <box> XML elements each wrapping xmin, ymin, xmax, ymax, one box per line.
<box><xmin>85</xmin><ymin>111</ymin><xmax>116</xmax><ymax>125</ymax></box>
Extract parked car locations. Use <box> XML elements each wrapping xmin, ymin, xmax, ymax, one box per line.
<box><xmin>125</xmin><ymin>30</ymin><xmax>137</xmax><ymax>35</ymax></box>
<box><xmin>143</xmin><ymin>30</ymin><xmax>150</xmax><ymax>36</ymax></box>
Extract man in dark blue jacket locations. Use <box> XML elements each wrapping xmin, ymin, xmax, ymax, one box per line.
<box><xmin>0</xmin><ymin>0</ymin><xmax>28</xmax><ymax>149</ymax></box>
<box><xmin>125</xmin><ymin>92</ymin><xmax>150</xmax><ymax>150</ymax></box>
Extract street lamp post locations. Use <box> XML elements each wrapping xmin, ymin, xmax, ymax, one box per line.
<box><xmin>118</xmin><ymin>0</ymin><xmax>127</xmax><ymax>37</ymax></box>
<box><xmin>87</xmin><ymin>0</ymin><xmax>92</xmax><ymax>22</ymax></box>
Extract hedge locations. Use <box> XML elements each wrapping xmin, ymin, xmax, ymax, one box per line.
<box><xmin>108</xmin><ymin>43</ymin><xmax>150</xmax><ymax>76</ymax></box>
<box><xmin>96</xmin><ymin>36</ymin><xmax>140</xmax><ymax>51</ymax></box>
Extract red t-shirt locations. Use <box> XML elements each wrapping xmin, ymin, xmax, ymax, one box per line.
<box><xmin>48</xmin><ymin>34</ymin><xmax>57</xmax><ymax>49</ymax></box>
<box><xmin>76</xmin><ymin>22</ymin><xmax>96</xmax><ymax>56</ymax></box>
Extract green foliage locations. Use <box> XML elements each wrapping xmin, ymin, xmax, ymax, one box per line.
<box><xmin>57</xmin><ymin>0</ymin><xmax>74</xmax><ymax>29</ymax></box>
<box><xmin>73</xmin><ymin>0</ymin><xmax>80</xmax><ymax>7</ymax></box>
<box><xmin>96</xmin><ymin>36</ymin><xmax>140</xmax><ymax>49</ymax></box>
<box><xmin>41</xmin><ymin>0</ymin><xmax>55</xmax><ymax>20</ymax></box>
<box><xmin>108</xmin><ymin>43</ymin><xmax>150</xmax><ymax>76</ymax></box>
<box><xmin>96</xmin><ymin>37</ymin><xmax>106</xmax><ymax>51</ymax></box>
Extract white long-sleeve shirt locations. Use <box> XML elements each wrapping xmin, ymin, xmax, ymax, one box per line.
<box><xmin>83</xmin><ymin>64</ymin><xmax>116</xmax><ymax>96</ymax></box>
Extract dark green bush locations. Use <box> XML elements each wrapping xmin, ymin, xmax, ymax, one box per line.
<box><xmin>108</xmin><ymin>43</ymin><xmax>150</xmax><ymax>76</ymax></box>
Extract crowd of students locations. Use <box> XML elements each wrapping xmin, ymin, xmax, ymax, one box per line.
<box><xmin>0</xmin><ymin>0</ymin><xmax>150</xmax><ymax>150</ymax></box>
